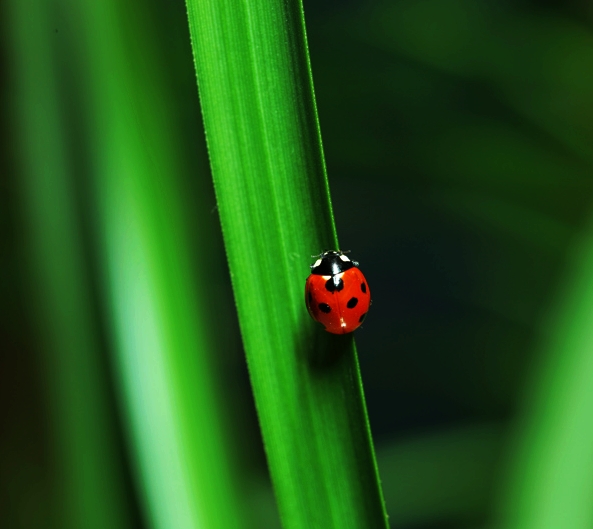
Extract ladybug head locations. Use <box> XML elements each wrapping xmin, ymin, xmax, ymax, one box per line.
<box><xmin>310</xmin><ymin>250</ymin><xmax>357</xmax><ymax>276</ymax></box>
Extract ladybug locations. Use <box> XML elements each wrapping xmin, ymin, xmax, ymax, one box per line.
<box><xmin>305</xmin><ymin>250</ymin><xmax>371</xmax><ymax>334</ymax></box>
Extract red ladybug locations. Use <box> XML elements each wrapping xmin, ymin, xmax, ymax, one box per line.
<box><xmin>305</xmin><ymin>250</ymin><xmax>371</xmax><ymax>334</ymax></box>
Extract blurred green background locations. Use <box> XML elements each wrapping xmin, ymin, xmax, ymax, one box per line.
<box><xmin>3</xmin><ymin>0</ymin><xmax>593</xmax><ymax>528</ymax></box>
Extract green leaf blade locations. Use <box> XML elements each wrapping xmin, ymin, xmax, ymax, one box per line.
<box><xmin>186</xmin><ymin>1</ymin><xmax>389</xmax><ymax>528</ymax></box>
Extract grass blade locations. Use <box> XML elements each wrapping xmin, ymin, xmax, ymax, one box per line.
<box><xmin>185</xmin><ymin>1</ymin><xmax>389</xmax><ymax>527</ymax></box>
<box><xmin>6</xmin><ymin>0</ymin><xmax>133</xmax><ymax>527</ymax></box>
<box><xmin>498</xmin><ymin>216</ymin><xmax>593</xmax><ymax>529</ymax></box>
<box><xmin>53</xmin><ymin>0</ymin><xmax>262</xmax><ymax>527</ymax></box>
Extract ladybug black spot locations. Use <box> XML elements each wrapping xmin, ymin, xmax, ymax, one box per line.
<box><xmin>325</xmin><ymin>276</ymin><xmax>344</xmax><ymax>292</ymax></box>
<box><xmin>347</xmin><ymin>297</ymin><xmax>358</xmax><ymax>309</ymax></box>
<box><xmin>358</xmin><ymin>313</ymin><xmax>367</xmax><ymax>323</ymax></box>
<box><xmin>308</xmin><ymin>290</ymin><xmax>313</xmax><ymax>304</ymax></box>
<box><xmin>318</xmin><ymin>303</ymin><xmax>332</xmax><ymax>313</ymax></box>
<box><xmin>361</xmin><ymin>282</ymin><xmax>367</xmax><ymax>294</ymax></box>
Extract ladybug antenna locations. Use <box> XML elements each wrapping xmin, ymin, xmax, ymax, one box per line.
<box><xmin>311</xmin><ymin>249</ymin><xmax>329</xmax><ymax>258</ymax></box>
<box><xmin>338</xmin><ymin>249</ymin><xmax>357</xmax><ymax>265</ymax></box>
